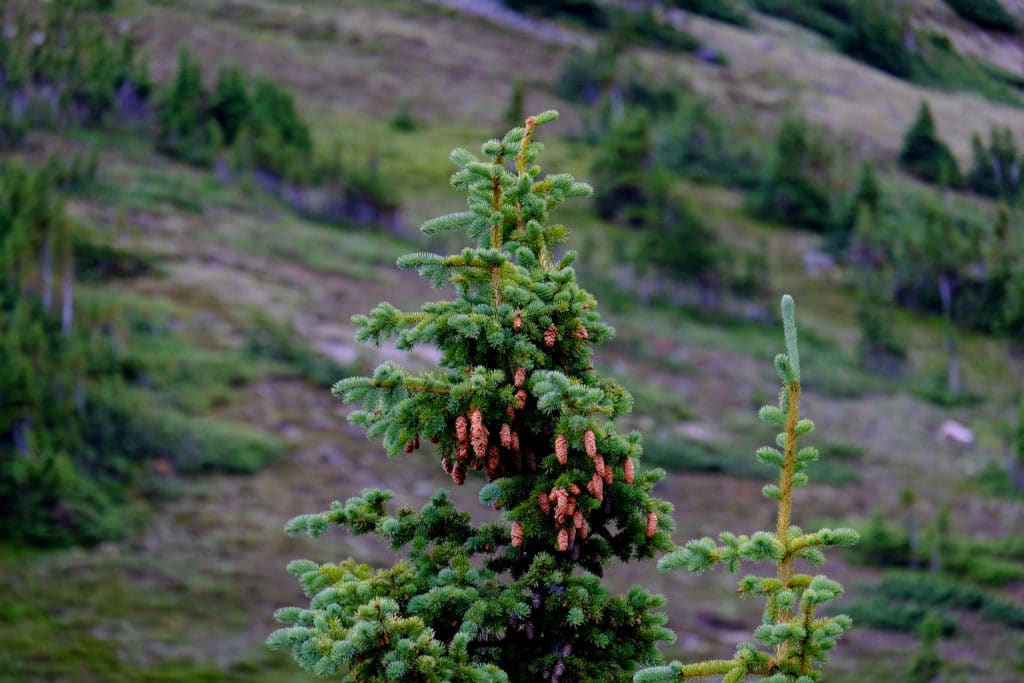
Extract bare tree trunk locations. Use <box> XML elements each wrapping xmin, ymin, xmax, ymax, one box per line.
<box><xmin>938</xmin><ymin>273</ymin><xmax>960</xmax><ymax>395</ymax></box>
<box><xmin>42</xmin><ymin>229</ymin><xmax>53</xmax><ymax>312</ymax></box>
<box><xmin>61</xmin><ymin>251</ymin><xmax>73</xmax><ymax>335</ymax></box>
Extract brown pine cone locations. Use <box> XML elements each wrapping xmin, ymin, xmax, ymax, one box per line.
<box><xmin>646</xmin><ymin>512</ymin><xmax>658</xmax><ymax>538</ymax></box>
<box><xmin>624</xmin><ymin>457</ymin><xmax>635</xmax><ymax>484</ymax></box>
<box><xmin>555</xmin><ymin>434</ymin><xmax>568</xmax><ymax>465</ymax></box>
<box><xmin>511</xmin><ymin>521</ymin><xmax>524</xmax><ymax>547</ymax></box>
<box><xmin>543</xmin><ymin>324</ymin><xmax>558</xmax><ymax>348</ymax></box>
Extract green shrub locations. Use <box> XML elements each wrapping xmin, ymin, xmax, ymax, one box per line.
<box><xmin>505</xmin><ymin>0</ymin><xmax>702</xmax><ymax>51</ymax></box>
<box><xmin>839</xmin><ymin>0</ymin><xmax>912</xmax><ymax>78</ymax></box>
<box><xmin>654</xmin><ymin>97</ymin><xmax>764</xmax><ymax>189</ymax></box>
<box><xmin>666</xmin><ymin>0</ymin><xmax>749</xmax><ymax>27</ymax></box>
<box><xmin>245</xmin><ymin>314</ymin><xmax>352</xmax><ymax>388</ymax></box>
<box><xmin>389</xmin><ymin>100</ymin><xmax>418</xmax><ymax>132</ymax></box>
<box><xmin>842</xmin><ymin>597</ymin><xmax>958</xmax><ymax>636</ymax></box>
<box><xmin>968</xmin><ymin>126</ymin><xmax>1022</xmax><ymax>198</ymax></box>
<box><xmin>898</xmin><ymin>102</ymin><xmax>961</xmax><ymax>185</ymax></box>
<box><xmin>942</xmin><ymin>0</ymin><xmax>1017</xmax><ymax>32</ymax></box>
<box><xmin>232</xmin><ymin>78</ymin><xmax>313</xmax><ymax>181</ymax></box>
<box><xmin>747</xmin><ymin>116</ymin><xmax>834</xmax><ymax>232</ymax></box>
<box><xmin>155</xmin><ymin>49</ymin><xmax>220</xmax><ymax>166</ymax></box>
<box><xmin>592</xmin><ymin>111</ymin><xmax>659</xmax><ymax>226</ymax></box>
<box><xmin>749</xmin><ymin>0</ymin><xmax>853</xmax><ymax>41</ymax></box>
<box><xmin>210</xmin><ymin>66</ymin><xmax>250</xmax><ymax>145</ymax></box>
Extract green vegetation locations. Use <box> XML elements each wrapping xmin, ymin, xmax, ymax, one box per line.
<box><xmin>503</xmin><ymin>0</ymin><xmax>702</xmax><ymax>52</ymax></box>
<box><xmin>641</xmin><ymin>297</ymin><xmax>859</xmax><ymax>681</ymax></box>
<box><xmin>840</xmin><ymin>573</ymin><xmax>1024</xmax><ymax>633</ymax></box>
<box><xmin>666</xmin><ymin>0</ymin><xmax>749</xmax><ymax>27</ymax></box>
<box><xmin>0</xmin><ymin>159</ymin><xmax>283</xmax><ymax>546</ymax></box>
<box><xmin>942</xmin><ymin>0</ymin><xmax>1017</xmax><ymax>33</ymax></box>
<box><xmin>752</xmin><ymin>0</ymin><xmax>1024</xmax><ymax>104</ymax></box>
<box><xmin>968</xmin><ymin>126</ymin><xmax>1023</xmax><ymax>199</ymax></box>
<box><xmin>271</xmin><ymin>112</ymin><xmax>674</xmax><ymax>681</ymax></box>
<box><xmin>899</xmin><ymin>101</ymin><xmax>961</xmax><ymax>185</ymax></box>
<box><xmin>747</xmin><ymin>116</ymin><xmax>833</xmax><ymax>232</ymax></box>
<box><xmin>0</xmin><ymin>0</ymin><xmax>150</xmax><ymax>127</ymax></box>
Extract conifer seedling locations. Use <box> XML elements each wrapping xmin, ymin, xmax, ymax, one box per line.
<box><xmin>269</xmin><ymin>111</ymin><xmax>675</xmax><ymax>681</ymax></box>
<box><xmin>636</xmin><ymin>296</ymin><xmax>859</xmax><ymax>683</ymax></box>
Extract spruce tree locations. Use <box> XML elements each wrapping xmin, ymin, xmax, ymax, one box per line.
<box><xmin>748</xmin><ymin>116</ymin><xmax>832</xmax><ymax>233</ymax></box>
<box><xmin>269</xmin><ymin>111</ymin><xmax>675</xmax><ymax>681</ymax></box>
<box><xmin>155</xmin><ymin>49</ymin><xmax>219</xmax><ymax>166</ymax></box>
<box><xmin>637</xmin><ymin>296</ymin><xmax>859</xmax><ymax>683</ymax></box>
<box><xmin>967</xmin><ymin>126</ymin><xmax>1022</xmax><ymax>199</ymax></box>
<box><xmin>210</xmin><ymin>66</ymin><xmax>250</xmax><ymax>146</ymax></box>
<box><xmin>899</xmin><ymin>102</ymin><xmax>961</xmax><ymax>186</ymax></box>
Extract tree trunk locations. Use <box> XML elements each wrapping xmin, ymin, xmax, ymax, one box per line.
<box><xmin>61</xmin><ymin>251</ymin><xmax>73</xmax><ymax>335</ymax></box>
<box><xmin>938</xmin><ymin>273</ymin><xmax>960</xmax><ymax>395</ymax></box>
<box><xmin>42</xmin><ymin>229</ymin><xmax>53</xmax><ymax>312</ymax></box>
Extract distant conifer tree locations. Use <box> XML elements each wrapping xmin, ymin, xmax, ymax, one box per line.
<box><xmin>269</xmin><ymin>111</ymin><xmax>675</xmax><ymax>681</ymax></box>
<box><xmin>210</xmin><ymin>66</ymin><xmax>250</xmax><ymax>145</ymax></box>
<box><xmin>899</xmin><ymin>102</ymin><xmax>961</xmax><ymax>186</ymax></box>
<box><xmin>155</xmin><ymin>49</ymin><xmax>220</xmax><ymax>165</ymax></box>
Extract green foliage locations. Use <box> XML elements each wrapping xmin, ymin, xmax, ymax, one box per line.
<box><xmin>968</xmin><ymin>126</ymin><xmax>1023</xmax><ymax>198</ymax></box>
<box><xmin>0</xmin><ymin>0</ymin><xmax>150</xmax><ymax>129</ymax></box>
<box><xmin>643</xmin><ymin>437</ymin><xmax>859</xmax><ymax>485</ymax></box>
<box><xmin>245</xmin><ymin>314</ymin><xmax>352</xmax><ymax>388</ymax></box>
<box><xmin>156</xmin><ymin>49</ymin><xmax>220</xmax><ymax>166</ymax></box>
<box><xmin>749</xmin><ymin>0</ymin><xmax>854</xmax><ymax>42</ymax></box>
<box><xmin>751</xmin><ymin>0</ymin><xmax>1022</xmax><ymax>103</ymax></box>
<box><xmin>271</xmin><ymin>112</ymin><xmax>675</xmax><ymax>680</ymax></box>
<box><xmin>643</xmin><ymin>297</ymin><xmax>858</xmax><ymax>682</ymax></box>
<box><xmin>665</xmin><ymin>0</ymin><xmax>749</xmax><ymax>27</ymax></box>
<box><xmin>0</xmin><ymin>159</ymin><xmax>283</xmax><ymax>546</ymax></box>
<box><xmin>747</xmin><ymin>116</ymin><xmax>834</xmax><ymax>232</ymax></box>
<box><xmin>942</xmin><ymin>0</ymin><xmax>1017</xmax><ymax>32</ymax></box>
<box><xmin>899</xmin><ymin>102</ymin><xmax>961</xmax><ymax>185</ymax></box>
<box><xmin>233</xmin><ymin>78</ymin><xmax>314</xmax><ymax>180</ymax></box>
<box><xmin>504</xmin><ymin>0</ymin><xmax>702</xmax><ymax>52</ymax></box>
<box><xmin>851</xmin><ymin>202</ymin><xmax>908</xmax><ymax>372</ymax></box>
<box><xmin>592</xmin><ymin>112</ymin><xmax>658</xmax><ymax>227</ymax></box>
<box><xmin>389</xmin><ymin>100</ymin><xmax>419</xmax><ymax>132</ymax></box>
<box><xmin>841</xmin><ymin>572</ymin><xmax>1024</xmax><ymax>632</ymax></box>
<box><xmin>842</xmin><ymin>598</ymin><xmax>957</xmax><ymax>637</ymax></box>
<box><xmin>847</xmin><ymin>515</ymin><xmax>1024</xmax><ymax>587</ymax></box>
<box><xmin>654</xmin><ymin>96</ymin><xmax>764</xmax><ymax>190</ymax></box>
<box><xmin>907</xmin><ymin>613</ymin><xmax>944</xmax><ymax>683</ymax></box>
<box><xmin>838</xmin><ymin>0</ymin><xmax>911</xmax><ymax>78</ymax></box>
<box><xmin>644</xmin><ymin>191</ymin><xmax>722</xmax><ymax>287</ymax></box>
<box><xmin>210</xmin><ymin>66</ymin><xmax>251</xmax><ymax>145</ymax></box>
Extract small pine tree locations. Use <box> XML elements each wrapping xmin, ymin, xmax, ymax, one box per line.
<box><xmin>907</xmin><ymin>612</ymin><xmax>943</xmax><ymax>683</ymax></box>
<box><xmin>899</xmin><ymin>102</ymin><xmax>961</xmax><ymax>186</ymax></box>
<box><xmin>155</xmin><ymin>48</ymin><xmax>220</xmax><ymax>166</ymax></box>
<box><xmin>852</xmin><ymin>204</ymin><xmax>907</xmax><ymax>374</ymax></box>
<box><xmin>233</xmin><ymin>78</ymin><xmax>313</xmax><ymax>180</ymax></box>
<box><xmin>748</xmin><ymin>116</ymin><xmax>833</xmax><ymax>232</ymax></box>
<box><xmin>968</xmin><ymin>126</ymin><xmax>1022</xmax><ymax>199</ymax></box>
<box><xmin>832</xmin><ymin>162</ymin><xmax>881</xmax><ymax>251</ymax></box>
<box><xmin>269</xmin><ymin>111</ymin><xmax>675</xmax><ymax>681</ymax></box>
<box><xmin>210</xmin><ymin>66</ymin><xmax>250</xmax><ymax>145</ymax></box>
<box><xmin>638</xmin><ymin>296</ymin><xmax>859</xmax><ymax>683</ymax></box>
<box><xmin>389</xmin><ymin>100</ymin><xmax>418</xmax><ymax>132</ymax></box>
<box><xmin>592</xmin><ymin>111</ymin><xmax>656</xmax><ymax>226</ymax></box>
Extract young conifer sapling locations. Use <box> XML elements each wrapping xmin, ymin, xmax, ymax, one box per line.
<box><xmin>636</xmin><ymin>296</ymin><xmax>859</xmax><ymax>683</ymax></box>
<box><xmin>268</xmin><ymin>111</ymin><xmax>675</xmax><ymax>681</ymax></box>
